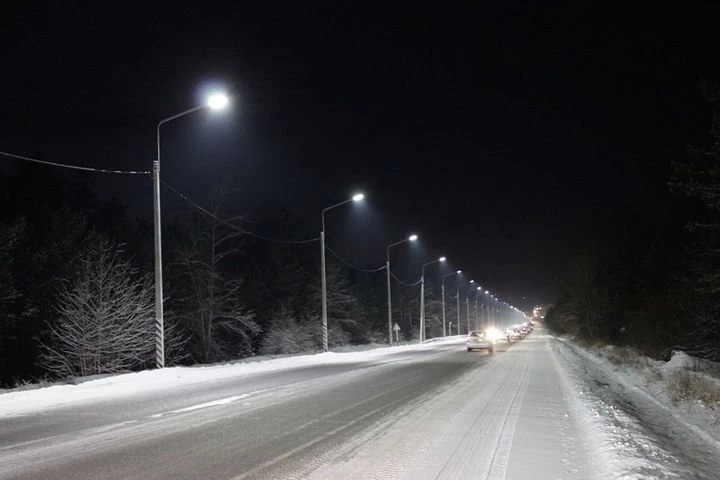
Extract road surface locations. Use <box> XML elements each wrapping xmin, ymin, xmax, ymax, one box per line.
<box><xmin>0</xmin><ymin>332</ymin><xmax>598</xmax><ymax>479</ymax></box>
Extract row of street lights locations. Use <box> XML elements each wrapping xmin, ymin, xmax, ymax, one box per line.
<box><xmin>153</xmin><ymin>91</ymin><xmax>526</xmax><ymax>367</ymax></box>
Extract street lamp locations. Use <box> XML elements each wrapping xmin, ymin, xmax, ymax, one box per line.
<box><xmin>154</xmin><ymin>91</ymin><xmax>229</xmax><ymax>369</ymax></box>
<box><xmin>475</xmin><ymin>286</ymin><xmax>482</xmax><ymax>331</ymax></box>
<box><xmin>386</xmin><ymin>234</ymin><xmax>418</xmax><ymax>345</ymax></box>
<box><xmin>456</xmin><ymin>279</ymin><xmax>474</xmax><ymax>335</ymax></box>
<box><xmin>441</xmin><ymin>270</ymin><xmax>461</xmax><ymax>337</ymax></box>
<box><xmin>320</xmin><ymin>192</ymin><xmax>364</xmax><ymax>352</ymax></box>
<box><xmin>419</xmin><ymin>256</ymin><xmax>446</xmax><ymax>343</ymax></box>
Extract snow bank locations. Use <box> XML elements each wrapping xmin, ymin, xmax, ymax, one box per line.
<box><xmin>0</xmin><ymin>337</ymin><xmax>461</xmax><ymax>417</ymax></box>
<box><xmin>556</xmin><ymin>337</ymin><xmax>720</xmax><ymax>444</ymax></box>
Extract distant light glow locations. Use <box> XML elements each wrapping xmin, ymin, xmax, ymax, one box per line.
<box><xmin>477</xmin><ymin>286</ymin><xmax>482</xmax><ymax>290</ymax></box>
<box><xmin>485</xmin><ymin>290</ymin><xmax>490</xmax><ymax>294</ymax></box>
<box><xmin>352</xmin><ymin>193</ymin><xmax>365</xmax><ymax>202</ymax></box>
<box><xmin>207</xmin><ymin>93</ymin><xmax>229</xmax><ymax>110</ymax></box>
<box><xmin>409</xmin><ymin>234</ymin><xmax>418</xmax><ymax>241</ymax></box>
<box><xmin>456</xmin><ymin>270</ymin><xmax>462</xmax><ymax>274</ymax></box>
<box><xmin>439</xmin><ymin>256</ymin><xmax>447</xmax><ymax>262</ymax></box>
<box><xmin>470</xmin><ymin>280</ymin><xmax>474</xmax><ymax>283</ymax></box>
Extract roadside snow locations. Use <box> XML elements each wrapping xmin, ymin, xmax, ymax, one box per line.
<box><xmin>554</xmin><ymin>336</ymin><xmax>720</xmax><ymax>479</ymax></box>
<box><xmin>0</xmin><ymin>337</ymin><xmax>462</xmax><ymax>418</ymax></box>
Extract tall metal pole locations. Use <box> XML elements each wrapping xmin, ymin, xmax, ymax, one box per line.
<box><xmin>320</xmin><ymin>229</ymin><xmax>328</xmax><ymax>352</ymax></box>
<box><xmin>385</xmin><ymin>236</ymin><xmax>417</xmax><ymax>345</ymax></box>
<box><xmin>153</xmin><ymin>156</ymin><xmax>164</xmax><ymax>369</ymax></box>
<box><xmin>441</xmin><ymin>282</ymin><xmax>446</xmax><ymax>337</ymax></box>
<box><xmin>474</xmin><ymin>294</ymin><xmax>479</xmax><ymax>331</ymax></box>
<box><xmin>465</xmin><ymin>295</ymin><xmax>470</xmax><ymax>333</ymax></box>
<box><xmin>419</xmin><ymin>258</ymin><xmax>445</xmax><ymax>343</ymax></box>
<box><xmin>153</xmin><ymin>104</ymin><xmax>210</xmax><ymax>370</ymax></box>
<box><xmin>456</xmin><ymin>285</ymin><xmax>461</xmax><ymax>336</ymax></box>
<box><xmin>320</xmin><ymin>195</ymin><xmax>363</xmax><ymax>352</ymax></box>
<box><xmin>419</xmin><ymin>272</ymin><xmax>425</xmax><ymax>342</ymax></box>
<box><xmin>386</xmin><ymin>258</ymin><xmax>392</xmax><ymax>345</ymax></box>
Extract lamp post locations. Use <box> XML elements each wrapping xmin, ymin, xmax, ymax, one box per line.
<box><xmin>154</xmin><ymin>92</ymin><xmax>229</xmax><ymax>369</ymax></box>
<box><xmin>386</xmin><ymin>234</ymin><xmax>418</xmax><ymax>345</ymax></box>
<box><xmin>474</xmin><ymin>286</ymin><xmax>482</xmax><ymax>331</ymax></box>
<box><xmin>485</xmin><ymin>290</ymin><xmax>491</xmax><ymax>327</ymax></box>
<box><xmin>419</xmin><ymin>256</ymin><xmax>446</xmax><ymax>343</ymax></box>
<box><xmin>465</xmin><ymin>289</ymin><xmax>472</xmax><ymax>333</ymax></box>
<box><xmin>457</xmin><ymin>279</ymin><xmax>474</xmax><ymax>335</ymax></box>
<box><xmin>320</xmin><ymin>192</ymin><xmax>364</xmax><ymax>352</ymax></box>
<box><xmin>441</xmin><ymin>270</ymin><xmax>461</xmax><ymax>337</ymax></box>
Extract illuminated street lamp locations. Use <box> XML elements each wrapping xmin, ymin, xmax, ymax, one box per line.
<box><xmin>419</xmin><ymin>256</ymin><xmax>446</xmax><ymax>343</ymax></box>
<box><xmin>320</xmin><ymin>192</ymin><xmax>365</xmax><ymax>352</ymax></box>
<box><xmin>386</xmin><ymin>234</ymin><xmax>418</xmax><ymax>345</ymax></box>
<box><xmin>441</xmin><ymin>270</ymin><xmax>461</xmax><ymax>337</ymax></box>
<box><xmin>153</xmin><ymin>91</ymin><xmax>229</xmax><ymax>369</ymax></box>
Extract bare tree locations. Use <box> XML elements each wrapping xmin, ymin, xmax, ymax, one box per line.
<box><xmin>170</xmin><ymin>193</ymin><xmax>259</xmax><ymax>362</ymax></box>
<box><xmin>39</xmin><ymin>240</ymin><xmax>155</xmax><ymax>377</ymax></box>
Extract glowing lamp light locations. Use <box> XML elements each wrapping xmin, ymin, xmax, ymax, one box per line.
<box><xmin>352</xmin><ymin>193</ymin><xmax>365</xmax><ymax>202</ymax></box>
<box><xmin>207</xmin><ymin>93</ymin><xmax>229</xmax><ymax>110</ymax></box>
<box><xmin>439</xmin><ymin>256</ymin><xmax>447</xmax><ymax>262</ymax></box>
<box><xmin>456</xmin><ymin>270</ymin><xmax>462</xmax><ymax>274</ymax></box>
<box><xmin>408</xmin><ymin>234</ymin><xmax>418</xmax><ymax>241</ymax></box>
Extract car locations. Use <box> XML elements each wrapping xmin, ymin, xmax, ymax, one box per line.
<box><xmin>467</xmin><ymin>330</ymin><xmax>494</xmax><ymax>353</ymax></box>
<box><xmin>505</xmin><ymin>328</ymin><xmax>522</xmax><ymax>342</ymax></box>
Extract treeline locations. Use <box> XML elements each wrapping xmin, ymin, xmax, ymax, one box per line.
<box><xmin>0</xmin><ymin>167</ymin><xmax>452</xmax><ymax>386</ymax></box>
<box><xmin>545</xmin><ymin>83</ymin><xmax>720</xmax><ymax>361</ymax></box>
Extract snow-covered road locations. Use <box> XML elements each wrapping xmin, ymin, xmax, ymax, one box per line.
<box><xmin>1</xmin><ymin>330</ymin><xmax>717</xmax><ymax>479</ymax></box>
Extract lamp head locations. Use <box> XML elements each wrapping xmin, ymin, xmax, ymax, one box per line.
<box><xmin>207</xmin><ymin>93</ymin><xmax>229</xmax><ymax>110</ymax></box>
<box><xmin>408</xmin><ymin>234</ymin><xmax>418</xmax><ymax>242</ymax></box>
<box><xmin>352</xmin><ymin>193</ymin><xmax>365</xmax><ymax>202</ymax></box>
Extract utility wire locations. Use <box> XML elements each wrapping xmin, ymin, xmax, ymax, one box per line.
<box><xmin>161</xmin><ymin>180</ymin><xmax>320</xmax><ymax>245</ymax></box>
<box><xmin>0</xmin><ymin>150</ymin><xmax>151</xmax><ymax>175</ymax></box>
<box><xmin>390</xmin><ymin>271</ymin><xmax>422</xmax><ymax>287</ymax></box>
<box><xmin>325</xmin><ymin>246</ymin><xmax>386</xmax><ymax>273</ymax></box>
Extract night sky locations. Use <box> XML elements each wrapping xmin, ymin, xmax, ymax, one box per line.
<box><xmin>2</xmin><ymin>2</ymin><xmax>718</xmax><ymax>311</ymax></box>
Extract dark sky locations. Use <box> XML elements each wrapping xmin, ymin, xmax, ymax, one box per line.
<box><xmin>1</xmin><ymin>2</ymin><xmax>718</xmax><ymax>311</ymax></box>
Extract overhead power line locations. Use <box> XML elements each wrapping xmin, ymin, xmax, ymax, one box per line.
<box><xmin>0</xmin><ymin>150</ymin><xmax>151</xmax><ymax>175</ymax></box>
<box><xmin>161</xmin><ymin>180</ymin><xmax>319</xmax><ymax>245</ymax></box>
<box><xmin>326</xmin><ymin>246</ymin><xmax>386</xmax><ymax>273</ymax></box>
<box><xmin>390</xmin><ymin>271</ymin><xmax>422</xmax><ymax>287</ymax></box>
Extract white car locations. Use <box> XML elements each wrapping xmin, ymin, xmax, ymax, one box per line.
<box><xmin>466</xmin><ymin>331</ymin><xmax>494</xmax><ymax>353</ymax></box>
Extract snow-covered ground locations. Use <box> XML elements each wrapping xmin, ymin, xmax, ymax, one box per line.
<box><xmin>0</xmin><ymin>337</ymin><xmax>462</xmax><ymax>418</ymax></box>
<box><xmin>553</xmin><ymin>335</ymin><xmax>720</xmax><ymax>479</ymax></box>
<box><xmin>3</xmin><ymin>330</ymin><xmax>720</xmax><ymax>479</ymax></box>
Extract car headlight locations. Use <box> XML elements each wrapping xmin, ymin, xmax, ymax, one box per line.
<box><xmin>485</xmin><ymin>328</ymin><xmax>501</xmax><ymax>342</ymax></box>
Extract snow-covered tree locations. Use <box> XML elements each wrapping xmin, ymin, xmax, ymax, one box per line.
<box><xmin>39</xmin><ymin>240</ymin><xmax>155</xmax><ymax>377</ymax></box>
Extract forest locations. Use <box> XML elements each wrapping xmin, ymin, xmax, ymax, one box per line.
<box><xmin>544</xmin><ymin>83</ymin><xmax>720</xmax><ymax>362</ymax></box>
<box><xmin>0</xmin><ymin>166</ymin><xmax>458</xmax><ymax>386</ymax></box>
